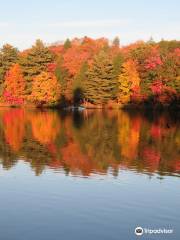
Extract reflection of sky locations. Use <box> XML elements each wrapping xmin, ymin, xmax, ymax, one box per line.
<box><xmin>0</xmin><ymin>161</ymin><xmax>179</xmax><ymax>240</ymax></box>
<box><xmin>0</xmin><ymin>0</ymin><xmax>179</xmax><ymax>49</ymax></box>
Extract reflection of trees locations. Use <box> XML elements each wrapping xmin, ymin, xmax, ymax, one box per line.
<box><xmin>0</xmin><ymin>108</ymin><xmax>179</xmax><ymax>177</ymax></box>
<box><xmin>136</xmin><ymin>111</ymin><xmax>180</xmax><ymax>175</ymax></box>
<box><xmin>118</xmin><ymin>111</ymin><xmax>141</xmax><ymax>161</ymax></box>
<box><xmin>29</xmin><ymin>111</ymin><xmax>60</xmax><ymax>144</ymax></box>
<box><xmin>116</xmin><ymin>109</ymin><xmax>179</xmax><ymax>176</ymax></box>
<box><xmin>71</xmin><ymin>111</ymin><xmax>120</xmax><ymax>174</ymax></box>
<box><xmin>21</xmin><ymin>138</ymin><xmax>53</xmax><ymax>176</ymax></box>
<box><xmin>0</xmin><ymin>128</ymin><xmax>17</xmax><ymax>169</ymax></box>
<box><xmin>0</xmin><ymin>109</ymin><xmax>18</xmax><ymax>169</ymax></box>
<box><xmin>3</xmin><ymin>109</ymin><xmax>25</xmax><ymax>152</ymax></box>
<box><xmin>60</xmin><ymin>141</ymin><xmax>91</xmax><ymax>176</ymax></box>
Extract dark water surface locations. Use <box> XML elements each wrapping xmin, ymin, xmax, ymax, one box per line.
<box><xmin>0</xmin><ymin>108</ymin><xmax>179</xmax><ymax>240</ymax></box>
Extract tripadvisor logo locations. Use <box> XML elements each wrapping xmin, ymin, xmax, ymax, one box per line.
<box><xmin>135</xmin><ymin>227</ymin><xmax>143</xmax><ymax>236</ymax></box>
<box><xmin>134</xmin><ymin>226</ymin><xmax>173</xmax><ymax>236</ymax></box>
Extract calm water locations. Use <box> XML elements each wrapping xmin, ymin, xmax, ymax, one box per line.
<box><xmin>0</xmin><ymin>108</ymin><xmax>179</xmax><ymax>240</ymax></box>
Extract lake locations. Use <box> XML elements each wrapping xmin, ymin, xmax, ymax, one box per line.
<box><xmin>0</xmin><ymin>108</ymin><xmax>179</xmax><ymax>240</ymax></box>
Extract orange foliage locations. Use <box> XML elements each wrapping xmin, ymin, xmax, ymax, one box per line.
<box><xmin>118</xmin><ymin>112</ymin><xmax>141</xmax><ymax>160</ymax></box>
<box><xmin>63</xmin><ymin>37</ymin><xmax>108</xmax><ymax>76</ymax></box>
<box><xmin>30</xmin><ymin>72</ymin><xmax>61</xmax><ymax>105</ymax></box>
<box><xmin>4</xmin><ymin>64</ymin><xmax>25</xmax><ymax>104</ymax></box>
<box><xmin>29</xmin><ymin>112</ymin><xmax>60</xmax><ymax>144</ymax></box>
<box><xmin>49</xmin><ymin>45</ymin><xmax>64</xmax><ymax>55</ymax></box>
<box><xmin>124</xmin><ymin>59</ymin><xmax>140</xmax><ymax>89</ymax></box>
<box><xmin>60</xmin><ymin>141</ymin><xmax>91</xmax><ymax>176</ymax></box>
<box><xmin>3</xmin><ymin>109</ymin><xmax>25</xmax><ymax>152</ymax></box>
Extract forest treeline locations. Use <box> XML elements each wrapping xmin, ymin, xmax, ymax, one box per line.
<box><xmin>0</xmin><ymin>37</ymin><xmax>179</xmax><ymax>108</ymax></box>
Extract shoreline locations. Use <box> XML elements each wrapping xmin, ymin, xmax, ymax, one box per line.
<box><xmin>0</xmin><ymin>102</ymin><xmax>179</xmax><ymax>110</ymax></box>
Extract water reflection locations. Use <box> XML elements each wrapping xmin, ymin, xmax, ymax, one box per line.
<box><xmin>0</xmin><ymin>108</ymin><xmax>179</xmax><ymax>177</ymax></box>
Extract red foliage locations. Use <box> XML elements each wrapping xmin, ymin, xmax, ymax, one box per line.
<box><xmin>150</xmin><ymin>123</ymin><xmax>162</xmax><ymax>139</ymax></box>
<box><xmin>49</xmin><ymin>45</ymin><xmax>64</xmax><ymax>55</ymax></box>
<box><xmin>47</xmin><ymin>63</ymin><xmax>57</xmax><ymax>73</ymax></box>
<box><xmin>3</xmin><ymin>91</ymin><xmax>24</xmax><ymax>105</ymax></box>
<box><xmin>151</xmin><ymin>80</ymin><xmax>163</xmax><ymax>94</ymax></box>
<box><xmin>144</xmin><ymin>46</ymin><xmax>163</xmax><ymax>70</ymax></box>
<box><xmin>174</xmin><ymin>48</ymin><xmax>180</xmax><ymax>57</ymax></box>
<box><xmin>145</xmin><ymin>56</ymin><xmax>163</xmax><ymax>69</ymax></box>
<box><xmin>174</xmin><ymin>160</ymin><xmax>180</xmax><ymax>171</ymax></box>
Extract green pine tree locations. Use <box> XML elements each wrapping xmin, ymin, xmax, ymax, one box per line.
<box><xmin>19</xmin><ymin>39</ymin><xmax>54</xmax><ymax>94</ymax></box>
<box><xmin>0</xmin><ymin>44</ymin><xmax>18</xmax><ymax>93</ymax></box>
<box><xmin>112</xmin><ymin>36</ymin><xmax>120</xmax><ymax>48</ymax></box>
<box><xmin>73</xmin><ymin>62</ymin><xmax>88</xmax><ymax>105</ymax></box>
<box><xmin>63</xmin><ymin>38</ymin><xmax>72</xmax><ymax>50</ymax></box>
<box><xmin>84</xmin><ymin>51</ymin><xmax>117</xmax><ymax>104</ymax></box>
<box><xmin>113</xmin><ymin>53</ymin><xmax>124</xmax><ymax>78</ymax></box>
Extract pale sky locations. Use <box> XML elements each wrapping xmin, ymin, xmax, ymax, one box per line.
<box><xmin>0</xmin><ymin>0</ymin><xmax>179</xmax><ymax>49</ymax></box>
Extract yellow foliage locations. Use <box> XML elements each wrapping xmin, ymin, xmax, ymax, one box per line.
<box><xmin>30</xmin><ymin>71</ymin><xmax>61</xmax><ymax>105</ymax></box>
<box><xmin>118</xmin><ymin>59</ymin><xmax>140</xmax><ymax>104</ymax></box>
<box><xmin>118</xmin><ymin>111</ymin><xmax>140</xmax><ymax>160</ymax></box>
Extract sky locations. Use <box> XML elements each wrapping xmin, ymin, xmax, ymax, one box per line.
<box><xmin>0</xmin><ymin>0</ymin><xmax>179</xmax><ymax>49</ymax></box>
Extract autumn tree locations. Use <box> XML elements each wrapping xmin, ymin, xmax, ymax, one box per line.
<box><xmin>3</xmin><ymin>64</ymin><xmax>25</xmax><ymax>105</ymax></box>
<box><xmin>117</xmin><ymin>60</ymin><xmax>140</xmax><ymax>104</ymax></box>
<box><xmin>63</xmin><ymin>44</ymin><xmax>89</xmax><ymax>76</ymax></box>
<box><xmin>84</xmin><ymin>50</ymin><xmax>117</xmax><ymax>104</ymax></box>
<box><xmin>161</xmin><ymin>48</ymin><xmax>180</xmax><ymax>88</ymax></box>
<box><xmin>63</xmin><ymin>37</ymin><xmax>109</xmax><ymax>76</ymax></box>
<box><xmin>30</xmin><ymin>71</ymin><xmax>61</xmax><ymax>106</ymax></box>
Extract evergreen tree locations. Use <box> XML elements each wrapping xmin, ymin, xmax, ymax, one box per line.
<box><xmin>73</xmin><ymin>62</ymin><xmax>88</xmax><ymax>105</ymax></box>
<box><xmin>0</xmin><ymin>44</ymin><xmax>18</xmax><ymax>93</ymax></box>
<box><xmin>63</xmin><ymin>38</ymin><xmax>72</xmax><ymax>50</ymax></box>
<box><xmin>84</xmin><ymin>51</ymin><xmax>117</xmax><ymax>104</ymax></box>
<box><xmin>55</xmin><ymin>65</ymin><xmax>72</xmax><ymax>102</ymax></box>
<box><xmin>54</xmin><ymin>55</ymin><xmax>68</xmax><ymax>96</ymax></box>
<box><xmin>147</xmin><ymin>36</ymin><xmax>155</xmax><ymax>45</ymax></box>
<box><xmin>113</xmin><ymin>53</ymin><xmax>124</xmax><ymax>78</ymax></box>
<box><xmin>112</xmin><ymin>36</ymin><xmax>120</xmax><ymax>48</ymax></box>
<box><xmin>20</xmin><ymin>39</ymin><xmax>54</xmax><ymax>94</ymax></box>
